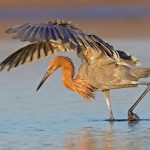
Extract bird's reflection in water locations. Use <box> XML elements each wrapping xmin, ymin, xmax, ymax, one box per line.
<box><xmin>64</xmin><ymin>129</ymin><xmax>97</xmax><ymax>150</ymax></box>
<box><xmin>63</xmin><ymin>122</ymin><xmax>141</xmax><ymax>150</ymax></box>
<box><xmin>64</xmin><ymin>125</ymin><xmax>113</xmax><ymax>150</ymax></box>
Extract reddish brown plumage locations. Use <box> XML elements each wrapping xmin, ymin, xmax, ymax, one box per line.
<box><xmin>50</xmin><ymin>56</ymin><xmax>96</xmax><ymax>100</ymax></box>
<box><xmin>2</xmin><ymin>20</ymin><xmax>150</xmax><ymax>121</ymax></box>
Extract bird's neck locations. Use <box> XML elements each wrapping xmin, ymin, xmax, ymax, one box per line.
<box><xmin>60</xmin><ymin>57</ymin><xmax>95</xmax><ymax>100</ymax></box>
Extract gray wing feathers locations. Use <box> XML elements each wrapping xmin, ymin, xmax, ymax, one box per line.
<box><xmin>0</xmin><ymin>41</ymin><xmax>77</xmax><ymax>71</ymax></box>
<box><xmin>117</xmin><ymin>50</ymin><xmax>141</xmax><ymax>66</ymax></box>
<box><xmin>6</xmin><ymin>23</ymin><xmax>72</xmax><ymax>42</ymax></box>
<box><xmin>5</xmin><ymin>21</ymin><xmax>120</xmax><ymax>61</ymax></box>
<box><xmin>1</xmin><ymin>20</ymin><xmax>123</xmax><ymax>71</ymax></box>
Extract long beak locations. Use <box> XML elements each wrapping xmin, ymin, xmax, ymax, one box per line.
<box><xmin>36</xmin><ymin>71</ymin><xmax>50</xmax><ymax>91</ymax></box>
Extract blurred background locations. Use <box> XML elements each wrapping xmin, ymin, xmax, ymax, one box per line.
<box><xmin>0</xmin><ymin>0</ymin><xmax>150</xmax><ymax>39</ymax></box>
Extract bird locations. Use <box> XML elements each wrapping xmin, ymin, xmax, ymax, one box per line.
<box><xmin>0</xmin><ymin>19</ymin><xmax>150</xmax><ymax>121</ymax></box>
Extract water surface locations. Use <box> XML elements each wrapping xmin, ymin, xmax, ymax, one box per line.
<box><xmin>0</xmin><ymin>39</ymin><xmax>150</xmax><ymax>150</ymax></box>
<box><xmin>0</xmin><ymin>6</ymin><xmax>150</xmax><ymax>20</ymax></box>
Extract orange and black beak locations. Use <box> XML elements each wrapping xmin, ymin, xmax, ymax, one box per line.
<box><xmin>36</xmin><ymin>67</ymin><xmax>53</xmax><ymax>91</ymax></box>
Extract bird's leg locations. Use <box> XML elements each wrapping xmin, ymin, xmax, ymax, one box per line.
<box><xmin>102</xmin><ymin>89</ymin><xmax>115</xmax><ymax>121</ymax></box>
<box><xmin>128</xmin><ymin>83</ymin><xmax>150</xmax><ymax>121</ymax></box>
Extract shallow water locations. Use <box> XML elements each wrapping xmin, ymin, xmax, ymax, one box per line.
<box><xmin>0</xmin><ymin>6</ymin><xmax>150</xmax><ymax>20</ymax></box>
<box><xmin>0</xmin><ymin>39</ymin><xmax>150</xmax><ymax>150</ymax></box>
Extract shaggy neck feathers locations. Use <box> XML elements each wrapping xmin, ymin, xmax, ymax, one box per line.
<box><xmin>57</xmin><ymin>56</ymin><xmax>95</xmax><ymax>100</ymax></box>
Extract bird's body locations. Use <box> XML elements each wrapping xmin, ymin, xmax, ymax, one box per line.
<box><xmin>36</xmin><ymin>54</ymin><xmax>150</xmax><ymax>121</ymax></box>
<box><xmin>0</xmin><ymin>19</ymin><xmax>150</xmax><ymax>121</ymax></box>
<box><xmin>78</xmin><ymin>56</ymin><xmax>137</xmax><ymax>90</ymax></box>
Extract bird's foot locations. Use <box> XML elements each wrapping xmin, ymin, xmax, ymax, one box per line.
<box><xmin>128</xmin><ymin>111</ymin><xmax>140</xmax><ymax>122</ymax></box>
<box><xmin>108</xmin><ymin>117</ymin><xmax>115</xmax><ymax>122</ymax></box>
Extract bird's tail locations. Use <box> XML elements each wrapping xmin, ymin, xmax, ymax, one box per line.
<box><xmin>131</xmin><ymin>68</ymin><xmax>150</xmax><ymax>79</ymax></box>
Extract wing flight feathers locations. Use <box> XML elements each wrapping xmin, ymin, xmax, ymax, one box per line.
<box><xmin>1</xmin><ymin>20</ymin><xmax>122</xmax><ymax>71</ymax></box>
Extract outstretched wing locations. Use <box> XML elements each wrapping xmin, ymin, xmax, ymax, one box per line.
<box><xmin>0</xmin><ymin>42</ymin><xmax>77</xmax><ymax>71</ymax></box>
<box><xmin>0</xmin><ymin>20</ymin><xmax>120</xmax><ymax>71</ymax></box>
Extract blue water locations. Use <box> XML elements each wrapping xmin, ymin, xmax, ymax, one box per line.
<box><xmin>0</xmin><ymin>6</ymin><xmax>150</xmax><ymax>20</ymax></box>
<box><xmin>0</xmin><ymin>40</ymin><xmax>150</xmax><ymax>149</ymax></box>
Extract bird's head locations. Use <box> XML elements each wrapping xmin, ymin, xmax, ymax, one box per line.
<box><xmin>36</xmin><ymin>56</ymin><xmax>62</xmax><ymax>91</ymax></box>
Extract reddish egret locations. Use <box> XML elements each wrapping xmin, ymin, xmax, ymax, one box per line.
<box><xmin>0</xmin><ymin>20</ymin><xmax>150</xmax><ymax>121</ymax></box>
